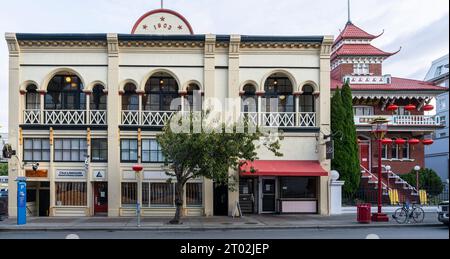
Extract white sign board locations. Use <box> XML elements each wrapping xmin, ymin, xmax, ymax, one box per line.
<box><xmin>56</xmin><ymin>170</ymin><xmax>86</xmax><ymax>179</ymax></box>
<box><xmin>93</xmin><ymin>170</ymin><xmax>107</xmax><ymax>181</ymax></box>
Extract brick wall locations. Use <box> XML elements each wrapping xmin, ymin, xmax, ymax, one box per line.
<box><xmin>331</xmin><ymin>64</ymin><xmax>353</xmax><ymax>81</ymax></box>
<box><xmin>369</xmin><ymin>64</ymin><xmax>382</xmax><ymax>76</ymax></box>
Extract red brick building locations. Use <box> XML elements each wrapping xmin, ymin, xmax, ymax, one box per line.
<box><xmin>330</xmin><ymin>21</ymin><xmax>447</xmax><ymax>201</ymax></box>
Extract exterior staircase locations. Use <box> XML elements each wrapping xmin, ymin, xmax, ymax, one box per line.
<box><xmin>359</xmin><ymin>165</ymin><xmax>419</xmax><ymax>204</ymax></box>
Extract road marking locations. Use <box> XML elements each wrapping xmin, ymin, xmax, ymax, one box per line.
<box><xmin>65</xmin><ymin>234</ymin><xmax>80</xmax><ymax>239</ymax></box>
<box><xmin>365</xmin><ymin>234</ymin><xmax>380</xmax><ymax>239</ymax></box>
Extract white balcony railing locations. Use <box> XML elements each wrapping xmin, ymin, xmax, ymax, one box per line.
<box><xmin>354</xmin><ymin>115</ymin><xmax>442</xmax><ymax>126</ymax></box>
<box><xmin>121</xmin><ymin>111</ymin><xmax>317</xmax><ymax>128</ymax></box>
<box><xmin>343</xmin><ymin>75</ymin><xmax>391</xmax><ymax>85</ymax></box>
<box><xmin>23</xmin><ymin>110</ymin><xmax>107</xmax><ymax>125</ymax></box>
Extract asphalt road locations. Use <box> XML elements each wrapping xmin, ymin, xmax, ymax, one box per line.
<box><xmin>0</xmin><ymin>226</ymin><xmax>448</xmax><ymax>239</ymax></box>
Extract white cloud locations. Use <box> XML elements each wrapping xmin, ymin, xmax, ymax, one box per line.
<box><xmin>0</xmin><ymin>0</ymin><xmax>448</xmax><ymax>130</ymax></box>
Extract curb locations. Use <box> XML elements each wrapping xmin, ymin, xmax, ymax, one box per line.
<box><xmin>0</xmin><ymin>223</ymin><xmax>443</xmax><ymax>232</ymax></box>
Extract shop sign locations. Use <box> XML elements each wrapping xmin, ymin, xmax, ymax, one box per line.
<box><xmin>25</xmin><ymin>170</ymin><xmax>48</xmax><ymax>178</ymax></box>
<box><xmin>56</xmin><ymin>170</ymin><xmax>86</xmax><ymax>179</ymax></box>
<box><xmin>93</xmin><ymin>170</ymin><xmax>106</xmax><ymax>180</ymax></box>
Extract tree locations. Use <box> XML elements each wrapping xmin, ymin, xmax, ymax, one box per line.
<box><xmin>0</xmin><ymin>163</ymin><xmax>7</xmax><ymax>176</ymax></box>
<box><xmin>331</xmin><ymin>82</ymin><xmax>360</xmax><ymax>196</ymax></box>
<box><xmin>401</xmin><ymin>168</ymin><xmax>444</xmax><ymax>197</ymax></box>
<box><xmin>157</xmin><ymin>112</ymin><xmax>282</xmax><ymax>224</ymax></box>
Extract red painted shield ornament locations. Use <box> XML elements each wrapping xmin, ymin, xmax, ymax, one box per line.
<box><xmin>132</xmin><ymin>164</ymin><xmax>144</xmax><ymax>172</ymax></box>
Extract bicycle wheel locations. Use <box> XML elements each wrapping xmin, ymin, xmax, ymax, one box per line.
<box><xmin>412</xmin><ymin>207</ymin><xmax>425</xmax><ymax>223</ymax></box>
<box><xmin>393</xmin><ymin>208</ymin><xmax>407</xmax><ymax>224</ymax></box>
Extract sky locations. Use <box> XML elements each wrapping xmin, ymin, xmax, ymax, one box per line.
<box><xmin>0</xmin><ymin>0</ymin><xmax>448</xmax><ymax>132</ymax></box>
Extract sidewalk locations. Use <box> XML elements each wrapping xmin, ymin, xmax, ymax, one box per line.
<box><xmin>0</xmin><ymin>212</ymin><xmax>443</xmax><ymax>231</ymax></box>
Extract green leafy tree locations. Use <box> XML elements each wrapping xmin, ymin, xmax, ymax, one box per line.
<box><xmin>401</xmin><ymin>168</ymin><xmax>444</xmax><ymax>197</ymax></box>
<box><xmin>331</xmin><ymin>82</ymin><xmax>360</xmax><ymax>196</ymax></box>
<box><xmin>157</xmin><ymin>112</ymin><xmax>282</xmax><ymax>224</ymax></box>
<box><xmin>0</xmin><ymin>163</ymin><xmax>7</xmax><ymax>176</ymax></box>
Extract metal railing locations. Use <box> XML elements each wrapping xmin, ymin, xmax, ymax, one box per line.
<box><xmin>23</xmin><ymin>109</ymin><xmax>107</xmax><ymax>125</ymax></box>
<box><xmin>121</xmin><ymin>111</ymin><xmax>317</xmax><ymax>128</ymax></box>
<box><xmin>354</xmin><ymin>115</ymin><xmax>442</xmax><ymax>126</ymax></box>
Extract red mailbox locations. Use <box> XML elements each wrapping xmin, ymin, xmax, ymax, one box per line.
<box><xmin>357</xmin><ymin>204</ymin><xmax>372</xmax><ymax>224</ymax></box>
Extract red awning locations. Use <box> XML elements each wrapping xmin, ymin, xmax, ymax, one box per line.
<box><xmin>240</xmin><ymin>160</ymin><xmax>328</xmax><ymax>177</ymax></box>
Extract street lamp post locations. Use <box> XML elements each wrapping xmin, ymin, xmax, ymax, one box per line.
<box><xmin>370</xmin><ymin>118</ymin><xmax>390</xmax><ymax>222</ymax></box>
<box><xmin>414</xmin><ymin>165</ymin><xmax>421</xmax><ymax>193</ymax></box>
<box><xmin>385</xmin><ymin>165</ymin><xmax>391</xmax><ymax>191</ymax></box>
<box><xmin>132</xmin><ymin>164</ymin><xmax>144</xmax><ymax>227</ymax></box>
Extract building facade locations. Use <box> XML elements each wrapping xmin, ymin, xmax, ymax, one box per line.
<box><xmin>330</xmin><ymin>21</ymin><xmax>447</xmax><ymax>202</ymax></box>
<box><xmin>6</xmin><ymin>9</ymin><xmax>333</xmax><ymax>217</ymax></box>
<box><xmin>424</xmin><ymin>54</ymin><xmax>449</xmax><ymax>182</ymax></box>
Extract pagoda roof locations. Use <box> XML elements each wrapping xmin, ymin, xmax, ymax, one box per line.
<box><xmin>334</xmin><ymin>22</ymin><xmax>382</xmax><ymax>46</ymax></box>
<box><xmin>331</xmin><ymin>44</ymin><xmax>399</xmax><ymax>60</ymax></box>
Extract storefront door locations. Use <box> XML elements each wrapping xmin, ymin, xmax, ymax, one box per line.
<box><xmin>94</xmin><ymin>182</ymin><xmax>108</xmax><ymax>215</ymax></box>
<box><xmin>261</xmin><ymin>178</ymin><xmax>276</xmax><ymax>213</ymax></box>
<box><xmin>358</xmin><ymin>140</ymin><xmax>370</xmax><ymax>171</ymax></box>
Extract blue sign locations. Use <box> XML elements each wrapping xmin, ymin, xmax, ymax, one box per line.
<box><xmin>17</xmin><ymin>178</ymin><xmax>26</xmax><ymax>225</ymax></box>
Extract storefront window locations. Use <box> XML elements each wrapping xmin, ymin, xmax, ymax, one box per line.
<box><xmin>23</xmin><ymin>139</ymin><xmax>50</xmax><ymax>162</ymax></box>
<box><xmin>186</xmin><ymin>183</ymin><xmax>203</xmax><ymax>206</ymax></box>
<box><xmin>121</xmin><ymin>182</ymin><xmax>137</xmax><ymax>207</ymax></box>
<box><xmin>150</xmin><ymin>183</ymin><xmax>174</xmax><ymax>207</ymax></box>
<box><xmin>54</xmin><ymin>139</ymin><xmax>87</xmax><ymax>162</ymax></box>
<box><xmin>91</xmin><ymin>139</ymin><xmax>108</xmax><ymax>162</ymax></box>
<box><xmin>121</xmin><ymin>139</ymin><xmax>138</xmax><ymax>162</ymax></box>
<box><xmin>55</xmin><ymin>182</ymin><xmax>87</xmax><ymax>206</ymax></box>
<box><xmin>280</xmin><ymin>177</ymin><xmax>317</xmax><ymax>199</ymax></box>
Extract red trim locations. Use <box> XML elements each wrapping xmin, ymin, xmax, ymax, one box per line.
<box><xmin>131</xmin><ymin>9</ymin><xmax>194</xmax><ymax>35</ymax></box>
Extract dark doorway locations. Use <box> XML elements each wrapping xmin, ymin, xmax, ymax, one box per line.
<box><xmin>213</xmin><ymin>183</ymin><xmax>228</xmax><ymax>216</ymax></box>
<box><xmin>239</xmin><ymin>178</ymin><xmax>256</xmax><ymax>214</ymax></box>
<box><xmin>262</xmin><ymin>179</ymin><xmax>276</xmax><ymax>213</ymax></box>
<box><xmin>38</xmin><ymin>189</ymin><xmax>50</xmax><ymax>217</ymax></box>
<box><xmin>94</xmin><ymin>182</ymin><xmax>108</xmax><ymax>215</ymax></box>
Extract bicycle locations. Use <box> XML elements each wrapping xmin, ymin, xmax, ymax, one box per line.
<box><xmin>392</xmin><ymin>202</ymin><xmax>425</xmax><ymax>224</ymax></box>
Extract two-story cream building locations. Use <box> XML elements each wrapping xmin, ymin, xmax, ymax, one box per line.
<box><xmin>6</xmin><ymin>8</ymin><xmax>333</xmax><ymax>217</ymax></box>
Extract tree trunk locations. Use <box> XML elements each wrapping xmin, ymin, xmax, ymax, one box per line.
<box><xmin>169</xmin><ymin>181</ymin><xmax>184</xmax><ymax>224</ymax></box>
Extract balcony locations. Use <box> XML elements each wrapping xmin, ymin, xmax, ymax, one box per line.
<box><xmin>343</xmin><ymin>75</ymin><xmax>391</xmax><ymax>85</ymax></box>
<box><xmin>354</xmin><ymin>115</ymin><xmax>442</xmax><ymax>127</ymax></box>
<box><xmin>23</xmin><ymin>110</ymin><xmax>107</xmax><ymax>125</ymax></box>
<box><xmin>121</xmin><ymin>111</ymin><xmax>317</xmax><ymax>128</ymax></box>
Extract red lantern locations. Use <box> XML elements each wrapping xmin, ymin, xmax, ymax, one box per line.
<box><xmin>381</xmin><ymin>138</ymin><xmax>393</xmax><ymax>145</ymax></box>
<box><xmin>395</xmin><ymin>139</ymin><xmax>406</xmax><ymax>145</ymax></box>
<box><xmin>408</xmin><ymin>138</ymin><xmax>420</xmax><ymax>145</ymax></box>
<box><xmin>423</xmin><ymin>105</ymin><xmax>434</xmax><ymax>112</ymax></box>
<box><xmin>387</xmin><ymin>104</ymin><xmax>399</xmax><ymax>112</ymax></box>
<box><xmin>132</xmin><ymin>164</ymin><xmax>144</xmax><ymax>172</ymax></box>
<box><xmin>423</xmin><ymin>139</ymin><xmax>434</xmax><ymax>145</ymax></box>
<box><xmin>404</xmin><ymin>104</ymin><xmax>416</xmax><ymax>111</ymax></box>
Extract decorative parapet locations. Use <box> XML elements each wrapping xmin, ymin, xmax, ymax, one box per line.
<box><xmin>5</xmin><ymin>33</ymin><xmax>20</xmax><ymax>56</ymax></box>
<box><xmin>107</xmin><ymin>33</ymin><xmax>119</xmax><ymax>57</ymax></box>
<box><xmin>343</xmin><ymin>75</ymin><xmax>391</xmax><ymax>85</ymax></box>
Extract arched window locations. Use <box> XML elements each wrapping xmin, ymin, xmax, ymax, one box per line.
<box><xmin>122</xmin><ymin>83</ymin><xmax>139</xmax><ymax>111</ymax></box>
<box><xmin>143</xmin><ymin>72</ymin><xmax>179</xmax><ymax>111</ymax></box>
<box><xmin>186</xmin><ymin>83</ymin><xmax>202</xmax><ymax>112</ymax></box>
<box><xmin>45</xmin><ymin>74</ymin><xmax>85</xmax><ymax>110</ymax></box>
<box><xmin>26</xmin><ymin>84</ymin><xmax>40</xmax><ymax>110</ymax></box>
<box><xmin>299</xmin><ymin>85</ymin><xmax>315</xmax><ymax>112</ymax></box>
<box><xmin>241</xmin><ymin>84</ymin><xmax>257</xmax><ymax>113</ymax></box>
<box><xmin>91</xmin><ymin>85</ymin><xmax>107</xmax><ymax>110</ymax></box>
<box><xmin>264</xmin><ymin>74</ymin><xmax>294</xmax><ymax>113</ymax></box>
